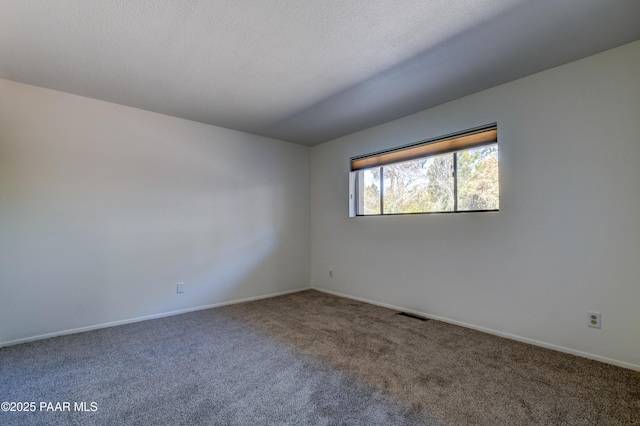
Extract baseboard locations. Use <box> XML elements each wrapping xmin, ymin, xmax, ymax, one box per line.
<box><xmin>0</xmin><ymin>287</ymin><xmax>311</xmax><ymax>348</ymax></box>
<box><xmin>312</xmin><ymin>287</ymin><xmax>640</xmax><ymax>372</ymax></box>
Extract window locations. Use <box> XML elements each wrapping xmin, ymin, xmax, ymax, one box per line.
<box><xmin>349</xmin><ymin>125</ymin><xmax>498</xmax><ymax>216</ymax></box>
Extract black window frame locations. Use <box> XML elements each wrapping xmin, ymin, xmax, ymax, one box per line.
<box><xmin>351</xmin><ymin>124</ymin><xmax>499</xmax><ymax>216</ymax></box>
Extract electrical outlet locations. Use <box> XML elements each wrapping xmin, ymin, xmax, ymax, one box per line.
<box><xmin>329</xmin><ymin>270</ymin><xmax>333</xmax><ymax>278</ymax></box>
<box><xmin>177</xmin><ymin>282</ymin><xmax>185</xmax><ymax>294</ymax></box>
<box><xmin>588</xmin><ymin>311</ymin><xmax>601</xmax><ymax>329</ymax></box>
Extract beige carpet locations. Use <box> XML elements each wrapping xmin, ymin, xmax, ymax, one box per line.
<box><xmin>225</xmin><ymin>290</ymin><xmax>640</xmax><ymax>425</ymax></box>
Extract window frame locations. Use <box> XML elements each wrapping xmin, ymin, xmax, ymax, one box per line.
<box><xmin>349</xmin><ymin>124</ymin><xmax>499</xmax><ymax>217</ymax></box>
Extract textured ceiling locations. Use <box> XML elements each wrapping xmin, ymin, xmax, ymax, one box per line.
<box><xmin>1</xmin><ymin>0</ymin><xmax>639</xmax><ymax>146</ymax></box>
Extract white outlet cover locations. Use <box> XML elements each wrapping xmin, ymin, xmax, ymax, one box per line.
<box><xmin>177</xmin><ymin>282</ymin><xmax>185</xmax><ymax>294</ymax></box>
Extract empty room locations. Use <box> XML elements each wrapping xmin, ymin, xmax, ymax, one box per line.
<box><xmin>1</xmin><ymin>1</ymin><xmax>639</xmax><ymax>424</ymax></box>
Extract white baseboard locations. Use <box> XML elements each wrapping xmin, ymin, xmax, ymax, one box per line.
<box><xmin>0</xmin><ymin>287</ymin><xmax>311</xmax><ymax>348</ymax></box>
<box><xmin>312</xmin><ymin>287</ymin><xmax>640</xmax><ymax>372</ymax></box>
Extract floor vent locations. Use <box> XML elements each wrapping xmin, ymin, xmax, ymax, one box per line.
<box><xmin>397</xmin><ymin>312</ymin><xmax>429</xmax><ymax>321</ymax></box>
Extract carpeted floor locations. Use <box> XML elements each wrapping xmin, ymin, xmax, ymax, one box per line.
<box><xmin>1</xmin><ymin>290</ymin><xmax>639</xmax><ymax>425</ymax></box>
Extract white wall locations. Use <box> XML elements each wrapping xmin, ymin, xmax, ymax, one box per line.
<box><xmin>310</xmin><ymin>41</ymin><xmax>640</xmax><ymax>369</ymax></box>
<box><xmin>0</xmin><ymin>79</ymin><xmax>310</xmax><ymax>345</ymax></box>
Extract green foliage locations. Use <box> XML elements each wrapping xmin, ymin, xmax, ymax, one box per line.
<box><xmin>361</xmin><ymin>145</ymin><xmax>498</xmax><ymax>214</ymax></box>
<box><xmin>457</xmin><ymin>146</ymin><xmax>499</xmax><ymax>211</ymax></box>
<box><xmin>363</xmin><ymin>168</ymin><xmax>381</xmax><ymax>215</ymax></box>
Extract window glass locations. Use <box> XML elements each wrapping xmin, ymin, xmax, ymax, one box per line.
<box><xmin>457</xmin><ymin>145</ymin><xmax>499</xmax><ymax>211</ymax></box>
<box><xmin>382</xmin><ymin>154</ymin><xmax>454</xmax><ymax>214</ymax></box>
<box><xmin>355</xmin><ymin>143</ymin><xmax>498</xmax><ymax>215</ymax></box>
<box><xmin>362</xmin><ymin>167</ymin><xmax>381</xmax><ymax>215</ymax></box>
